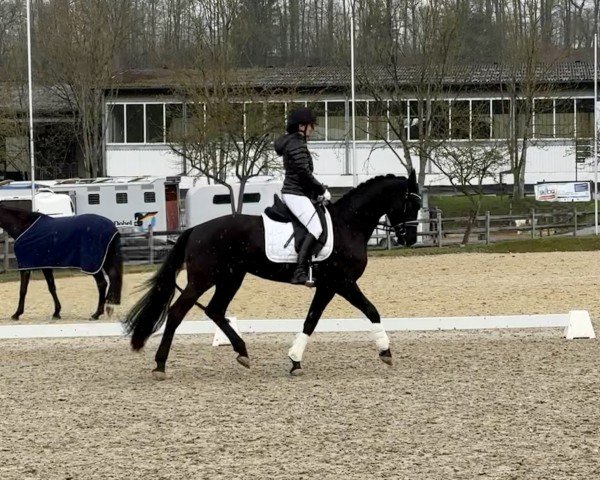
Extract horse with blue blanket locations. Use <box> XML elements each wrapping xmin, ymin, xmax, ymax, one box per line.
<box><xmin>0</xmin><ymin>204</ymin><xmax>123</xmax><ymax>320</ymax></box>
<box><xmin>123</xmin><ymin>172</ymin><xmax>421</xmax><ymax>377</ymax></box>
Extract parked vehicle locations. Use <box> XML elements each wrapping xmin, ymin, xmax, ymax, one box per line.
<box><xmin>0</xmin><ymin>181</ymin><xmax>74</xmax><ymax>217</ymax></box>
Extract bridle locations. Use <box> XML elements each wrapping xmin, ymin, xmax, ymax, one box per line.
<box><xmin>377</xmin><ymin>192</ymin><xmax>422</xmax><ymax>237</ymax></box>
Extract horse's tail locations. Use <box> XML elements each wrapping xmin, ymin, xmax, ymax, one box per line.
<box><xmin>106</xmin><ymin>233</ymin><xmax>123</xmax><ymax>305</ymax></box>
<box><xmin>122</xmin><ymin>228</ymin><xmax>193</xmax><ymax>351</ymax></box>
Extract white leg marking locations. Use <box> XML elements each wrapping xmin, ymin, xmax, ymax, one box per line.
<box><xmin>288</xmin><ymin>333</ymin><xmax>310</xmax><ymax>362</ymax></box>
<box><xmin>371</xmin><ymin>323</ymin><xmax>390</xmax><ymax>352</ymax></box>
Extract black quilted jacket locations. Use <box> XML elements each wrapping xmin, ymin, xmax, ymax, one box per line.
<box><xmin>274</xmin><ymin>132</ymin><xmax>326</xmax><ymax>199</ymax></box>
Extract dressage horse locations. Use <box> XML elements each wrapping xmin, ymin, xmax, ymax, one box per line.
<box><xmin>123</xmin><ymin>172</ymin><xmax>421</xmax><ymax>377</ymax></box>
<box><xmin>0</xmin><ymin>204</ymin><xmax>123</xmax><ymax>320</ymax></box>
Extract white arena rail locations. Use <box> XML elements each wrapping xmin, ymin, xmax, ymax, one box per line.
<box><xmin>0</xmin><ymin>311</ymin><xmax>595</xmax><ymax>342</ymax></box>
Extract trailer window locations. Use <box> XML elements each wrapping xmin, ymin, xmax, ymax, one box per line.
<box><xmin>242</xmin><ymin>193</ymin><xmax>260</xmax><ymax>203</ymax></box>
<box><xmin>212</xmin><ymin>194</ymin><xmax>232</xmax><ymax>205</ymax></box>
<box><xmin>88</xmin><ymin>194</ymin><xmax>100</xmax><ymax>205</ymax></box>
<box><xmin>116</xmin><ymin>193</ymin><xmax>128</xmax><ymax>204</ymax></box>
<box><xmin>144</xmin><ymin>191</ymin><xmax>156</xmax><ymax>203</ymax></box>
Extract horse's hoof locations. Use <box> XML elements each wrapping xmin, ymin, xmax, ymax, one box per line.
<box><xmin>52</xmin><ymin>314</ymin><xmax>61</xmax><ymax>320</ymax></box>
<box><xmin>106</xmin><ymin>306</ymin><xmax>114</xmax><ymax>317</ymax></box>
<box><xmin>152</xmin><ymin>369</ymin><xmax>167</xmax><ymax>381</ymax></box>
<box><xmin>236</xmin><ymin>356</ymin><xmax>250</xmax><ymax>369</ymax></box>
<box><xmin>90</xmin><ymin>314</ymin><xmax>100</xmax><ymax>321</ymax></box>
<box><xmin>379</xmin><ymin>349</ymin><xmax>393</xmax><ymax>366</ymax></box>
<box><xmin>290</xmin><ymin>359</ymin><xmax>303</xmax><ymax>375</ymax></box>
<box><xmin>11</xmin><ymin>315</ymin><xmax>19</xmax><ymax>321</ymax></box>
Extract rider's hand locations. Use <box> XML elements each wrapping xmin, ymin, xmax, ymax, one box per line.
<box><xmin>318</xmin><ymin>189</ymin><xmax>331</xmax><ymax>203</ymax></box>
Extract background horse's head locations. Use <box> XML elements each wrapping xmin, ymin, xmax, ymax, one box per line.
<box><xmin>386</xmin><ymin>170</ymin><xmax>421</xmax><ymax>246</ymax></box>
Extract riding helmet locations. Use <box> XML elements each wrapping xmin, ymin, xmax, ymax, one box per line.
<box><xmin>286</xmin><ymin>107</ymin><xmax>317</xmax><ymax>133</ymax></box>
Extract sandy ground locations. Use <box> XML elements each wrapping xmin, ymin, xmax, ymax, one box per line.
<box><xmin>1</xmin><ymin>252</ymin><xmax>600</xmax><ymax>479</ymax></box>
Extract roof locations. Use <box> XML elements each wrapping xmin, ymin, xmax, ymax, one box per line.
<box><xmin>111</xmin><ymin>62</ymin><xmax>599</xmax><ymax>91</ymax></box>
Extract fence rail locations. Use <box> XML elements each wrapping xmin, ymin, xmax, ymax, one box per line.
<box><xmin>1</xmin><ymin>208</ymin><xmax>598</xmax><ymax>270</ymax></box>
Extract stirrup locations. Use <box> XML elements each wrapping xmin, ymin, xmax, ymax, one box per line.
<box><xmin>305</xmin><ymin>265</ymin><xmax>315</xmax><ymax>288</ymax></box>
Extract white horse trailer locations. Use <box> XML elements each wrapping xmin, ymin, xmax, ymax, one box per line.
<box><xmin>185</xmin><ymin>179</ymin><xmax>283</xmax><ymax>228</ymax></box>
<box><xmin>50</xmin><ymin>176</ymin><xmax>181</xmax><ymax>234</ymax></box>
<box><xmin>0</xmin><ymin>182</ymin><xmax>74</xmax><ymax>218</ymax></box>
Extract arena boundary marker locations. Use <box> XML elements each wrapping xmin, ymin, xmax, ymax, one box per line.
<box><xmin>0</xmin><ymin>311</ymin><xmax>594</xmax><ymax>340</ymax></box>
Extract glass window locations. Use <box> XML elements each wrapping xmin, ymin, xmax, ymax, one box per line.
<box><xmin>166</xmin><ymin>104</ymin><xmax>185</xmax><ymax>142</ymax></box>
<box><xmin>555</xmin><ymin>99</ymin><xmax>574</xmax><ymax>137</ymax></box>
<box><xmin>185</xmin><ymin>103</ymin><xmax>205</xmax><ymax>137</ymax></box>
<box><xmin>369</xmin><ymin>101</ymin><xmax>388</xmax><ymax>141</ymax></box>
<box><xmin>515</xmin><ymin>99</ymin><xmax>532</xmax><ymax>138</ymax></box>
<box><xmin>327</xmin><ymin>101</ymin><xmax>347</xmax><ymax>141</ymax></box>
<box><xmin>492</xmin><ymin>100</ymin><xmax>510</xmax><ymax>139</ymax></box>
<box><xmin>472</xmin><ymin>100</ymin><xmax>491</xmax><ymax>139</ymax></box>
<box><xmin>534</xmin><ymin>99</ymin><xmax>554</xmax><ymax>138</ymax></box>
<box><xmin>306</xmin><ymin>102</ymin><xmax>326</xmax><ymax>141</ymax></box>
<box><xmin>144</xmin><ymin>191</ymin><xmax>156</xmax><ymax>203</ymax></box>
<box><xmin>146</xmin><ymin>104</ymin><xmax>164</xmax><ymax>143</ymax></box>
<box><xmin>389</xmin><ymin>101</ymin><xmax>408</xmax><ymax>141</ymax></box>
<box><xmin>242</xmin><ymin>193</ymin><xmax>260</xmax><ymax>203</ymax></box>
<box><xmin>126</xmin><ymin>104</ymin><xmax>144</xmax><ymax>143</ymax></box>
<box><xmin>245</xmin><ymin>102</ymin><xmax>264</xmax><ymax>137</ymax></box>
<box><xmin>353</xmin><ymin>101</ymin><xmax>368</xmax><ymax>140</ymax></box>
<box><xmin>108</xmin><ymin>104</ymin><xmax>124</xmax><ymax>143</ymax></box>
<box><xmin>265</xmin><ymin>102</ymin><xmax>286</xmax><ymax>135</ymax></box>
<box><xmin>408</xmin><ymin>101</ymin><xmax>422</xmax><ymax>140</ymax></box>
<box><xmin>88</xmin><ymin>194</ymin><xmax>100</xmax><ymax>205</ymax></box>
<box><xmin>576</xmin><ymin>98</ymin><xmax>594</xmax><ymax>138</ymax></box>
<box><xmin>213</xmin><ymin>194</ymin><xmax>232</xmax><ymax>205</ymax></box>
<box><xmin>431</xmin><ymin>101</ymin><xmax>449</xmax><ymax>140</ymax></box>
<box><xmin>116</xmin><ymin>192</ymin><xmax>128</xmax><ymax>204</ymax></box>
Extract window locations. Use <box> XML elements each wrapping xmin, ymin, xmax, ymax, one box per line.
<box><xmin>369</xmin><ymin>101</ymin><xmax>388</xmax><ymax>141</ymax></box>
<box><xmin>146</xmin><ymin>104</ymin><xmax>164</xmax><ymax>143</ymax></box>
<box><xmin>408</xmin><ymin>101</ymin><xmax>422</xmax><ymax>140</ymax></box>
<box><xmin>213</xmin><ymin>194</ymin><xmax>233</xmax><ymax>205</ymax></box>
<box><xmin>534</xmin><ymin>99</ymin><xmax>554</xmax><ymax>138</ymax></box>
<box><xmin>144</xmin><ymin>191</ymin><xmax>156</xmax><ymax>203</ymax></box>
<box><xmin>166</xmin><ymin>104</ymin><xmax>185</xmax><ymax>141</ymax></box>
<box><xmin>515</xmin><ymin>99</ymin><xmax>532</xmax><ymax>138</ymax></box>
<box><xmin>116</xmin><ymin>192</ymin><xmax>128</xmax><ymax>204</ymax></box>
<box><xmin>555</xmin><ymin>99</ymin><xmax>574</xmax><ymax>137</ymax></box>
<box><xmin>245</xmin><ymin>102</ymin><xmax>264</xmax><ymax>137</ymax></box>
<box><xmin>472</xmin><ymin>100</ymin><xmax>491</xmax><ymax>139</ymax></box>
<box><xmin>327</xmin><ymin>101</ymin><xmax>346</xmax><ymax>141</ymax></box>
<box><xmin>265</xmin><ymin>102</ymin><xmax>286</xmax><ymax>135</ymax></box>
<box><xmin>389</xmin><ymin>101</ymin><xmax>408</xmax><ymax>141</ymax></box>
<box><xmin>243</xmin><ymin>193</ymin><xmax>260</xmax><ymax>203</ymax></box>
<box><xmin>126</xmin><ymin>104</ymin><xmax>144</xmax><ymax>143</ymax></box>
<box><xmin>353</xmin><ymin>101</ymin><xmax>368</xmax><ymax>140</ymax></box>
<box><xmin>576</xmin><ymin>98</ymin><xmax>594</xmax><ymax>138</ymax></box>
<box><xmin>88</xmin><ymin>194</ymin><xmax>100</xmax><ymax>205</ymax></box>
<box><xmin>306</xmin><ymin>102</ymin><xmax>326</xmax><ymax>141</ymax></box>
<box><xmin>431</xmin><ymin>101</ymin><xmax>449</xmax><ymax>140</ymax></box>
<box><xmin>451</xmin><ymin>101</ymin><xmax>470</xmax><ymax>139</ymax></box>
<box><xmin>108</xmin><ymin>104</ymin><xmax>124</xmax><ymax>143</ymax></box>
<box><xmin>492</xmin><ymin>100</ymin><xmax>510</xmax><ymax>139</ymax></box>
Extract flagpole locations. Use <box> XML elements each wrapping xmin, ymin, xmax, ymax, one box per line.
<box><xmin>349</xmin><ymin>0</ymin><xmax>357</xmax><ymax>187</ymax></box>
<box><xmin>595</xmin><ymin>33</ymin><xmax>598</xmax><ymax>235</ymax></box>
<box><xmin>26</xmin><ymin>0</ymin><xmax>36</xmax><ymax>211</ymax></box>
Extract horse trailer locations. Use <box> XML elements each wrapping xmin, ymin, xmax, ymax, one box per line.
<box><xmin>0</xmin><ymin>182</ymin><xmax>74</xmax><ymax>217</ymax></box>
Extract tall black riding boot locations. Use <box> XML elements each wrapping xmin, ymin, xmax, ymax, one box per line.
<box><xmin>291</xmin><ymin>234</ymin><xmax>319</xmax><ymax>286</ymax></box>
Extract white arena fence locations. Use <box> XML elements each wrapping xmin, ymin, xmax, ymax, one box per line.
<box><xmin>0</xmin><ymin>311</ymin><xmax>595</xmax><ymax>343</ymax></box>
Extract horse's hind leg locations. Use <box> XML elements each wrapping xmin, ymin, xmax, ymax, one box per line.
<box><xmin>11</xmin><ymin>270</ymin><xmax>31</xmax><ymax>320</ymax></box>
<box><xmin>104</xmin><ymin>239</ymin><xmax>123</xmax><ymax>312</ymax></box>
<box><xmin>205</xmin><ymin>274</ymin><xmax>249</xmax><ymax>367</ymax></box>
<box><xmin>153</xmin><ymin>282</ymin><xmax>209</xmax><ymax>379</ymax></box>
<box><xmin>42</xmin><ymin>269</ymin><xmax>61</xmax><ymax>319</ymax></box>
<box><xmin>91</xmin><ymin>271</ymin><xmax>108</xmax><ymax>320</ymax></box>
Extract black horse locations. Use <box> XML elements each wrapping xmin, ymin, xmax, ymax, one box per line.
<box><xmin>0</xmin><ymin>204</ymin><xmax>123</xmax><ymax>320</ymax></box>
<box><xmin>123</xmin><ymin>172</ymin><xmax>421</xmax><ymax>377</ymax></box>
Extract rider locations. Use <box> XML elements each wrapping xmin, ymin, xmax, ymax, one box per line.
<box><xmin>274</xmin><ymin>107</ymin><xmax>331</xmax><ymax>286</ymax></box>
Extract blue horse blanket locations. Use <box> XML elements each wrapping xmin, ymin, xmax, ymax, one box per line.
<box><xmin>14</xmin><ymin>214</ymin><xmax>118</xmax><ymax>274</ymax></box>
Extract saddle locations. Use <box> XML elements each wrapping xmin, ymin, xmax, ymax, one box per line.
<box><xmin>264</xmin><ymin>194</ymin><xmax>328</xmax><ymax>254</ymax></box>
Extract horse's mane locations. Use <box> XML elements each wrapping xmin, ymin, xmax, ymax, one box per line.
<box><xmin>0</xmin><ymin>203</ymin><xmax>43</xmax><ymax>220</ymax></box>
<box><xmin>335</xmin><ymin>174</ymin><xmax>406</xmax><ymax>205</ymax></box>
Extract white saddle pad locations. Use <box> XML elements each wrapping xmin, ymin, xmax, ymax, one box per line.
<box><xmin>262</xmin><ymin>211</ymin><xmax>334</xmax><ymax>264</ymax></box>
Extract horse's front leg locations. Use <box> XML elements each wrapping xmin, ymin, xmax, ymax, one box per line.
<box><xmin>11</xmin><ymin>270</ymin><xmax>31</xmax><ymax>320</ymax></box>
<box><xmin>337</xmin><ymin>282</ymin><xmax>392</xmax><ymax>366</ymax></box>
<box><xmin>91</xmin><ymin>271</ymin><xmax>108</xmax><ymax>320</ymax></box>
<box><xmin>288</xmin><ymin>286</ymin><xmax>335</xmax><ymax>375</ymax></box>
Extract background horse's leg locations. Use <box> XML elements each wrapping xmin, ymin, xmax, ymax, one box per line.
<box><xmin>205</xmin><ymin>274</ymin><xmax>249</xmax><ymax>367</ymax></box>
<box><xmin>90</xmin><ymin>271</ymin><xmax>108</xmax><ymax>320</ymax></box>
<box><xmin>41</xmin><ymin>269</ymin><xmax>61</xmax><ymax>319</ymax></box>
<box><xmin>11</xmin><ymin>270</ymin><xmax>31</xmax><ymax>320</ymax></box>
<box><xmin>104</xmin><ymin>237</ymin><xmax>123</xmax><ymax>311</ymax></box>
<box><xmin>288</xmin><ymin>286</ymin><xmax>335</xmax><ymax>375</ymax></box>
<box><xmin>337</xmin><ymin>282</ymin><xmax>392</xmax><ymax>365</ymax></box>
<box><xmin>153</xmin><ymin>282</ymin><xmax>210</xmax><ymax>379</ymax></box>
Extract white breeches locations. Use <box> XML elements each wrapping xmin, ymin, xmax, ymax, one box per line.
<box><xmin>282</xmin><ymin>193</ymin><xmax>323</xmax><ymax>238</ymax></box>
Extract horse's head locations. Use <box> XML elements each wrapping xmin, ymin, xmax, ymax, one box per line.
<box><xmin>386</xmin><ymin>170</ymin><xmax>421</xmax><ymax>246</ymax></box>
